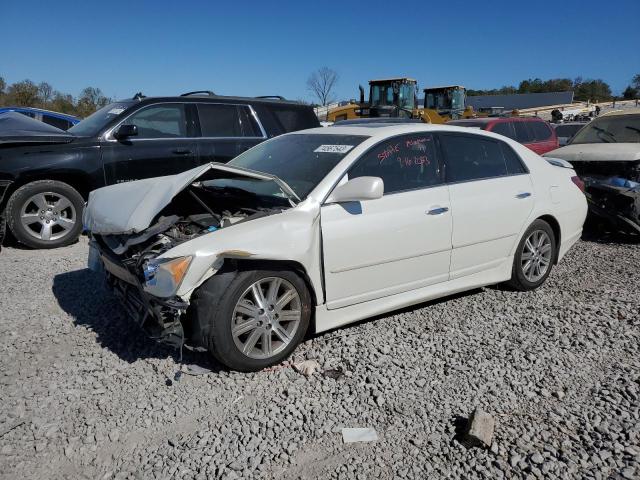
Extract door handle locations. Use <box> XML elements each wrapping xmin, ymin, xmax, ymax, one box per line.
<box><xmin>172</xmin><ymin>149</ymin><xmax>192</xmax><ymax>155</ymax></box>
<box><xmin>516</xmin><ymin>192</ymin><xmax>532</xmax><ymax>199</ymax></box>
<box><xmin>427</xmin><ymin>207</ymin><xmax>449</xmax><ymax>215</ymax></box>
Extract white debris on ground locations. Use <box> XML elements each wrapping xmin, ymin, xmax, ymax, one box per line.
<box><xmin>342</xmin><ymin>428</ymin><xmax>378</xmax><ymax>443</ymax></box>
<box><xmin>0</xmin><ymin>235</ymin><xmax>638</xmax><ymax>479</ymax></box>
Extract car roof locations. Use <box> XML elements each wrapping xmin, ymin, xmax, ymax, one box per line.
<box><xmin>0</xmin><ymin>106</ymin><xmax>80</xmax><ymax>121</ymax></box>
<box><xmin>449</xmin><ymin>116</ymin><xmax>546</xmax><ymax>125</ymax></box>
<box><xmin>124</xmin><ymin>95</ymin><xmax>310</xmax><ymax>108</ymax></box>
<box><xmin>292</xmin><ymin>123</ymin><xmax>495</xmax><ymax>139</ymax></box>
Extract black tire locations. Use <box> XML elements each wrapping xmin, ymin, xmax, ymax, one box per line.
<box><xmin>6</xmin><ymin>180</ymin><xmax>84</xmax><ymax>249</ymax></box>
<box><xmin>505</xmin><ymin>219</ymin><xmax>557</xmax><ymax>291</ymax></box>
<box><xmin>190</xmin><ymin>268</ymin><xmax>312</xmax><ymax>372</ymax></box>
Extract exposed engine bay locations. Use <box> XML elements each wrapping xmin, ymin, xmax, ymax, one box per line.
<box><xmin>571</xmin><ymin>160</ymin><xmax>640</xmax><ymax>234</ymax></box>
<box><xmin>90</xmin><ymin>180</ymin><xmax>290</xmax><ymax>348</ymax></box>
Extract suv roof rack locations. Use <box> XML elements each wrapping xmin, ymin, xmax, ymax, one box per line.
<box><xmin>133</xmin><ymin>92</ymin><xmax>146</xmax><ymax>100</ymax></box>
<box><xmin>255</xmin><ymin>95</ymin><xmax>286</xmax><ymax>100</ymax></box>
<box><xmin>181</xmin><ymin>90</ymin><xmax>216</xmax><ymax>97</ymax></box>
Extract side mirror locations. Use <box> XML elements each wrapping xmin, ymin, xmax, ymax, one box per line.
<box><xmin>113</xmin><ymin>124</ymin><xmax>138</xmax><ymax>139</ymax></box>
<box><xmin>326</xmin><ymin>176</ymin><xmax>384</xmax><ymax>204</ymax></box>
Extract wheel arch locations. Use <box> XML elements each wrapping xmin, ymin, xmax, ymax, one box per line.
<box><xmin>2</xmin><ymin>171</ymin><xmax>94</xmax><ymax>209</ymax></box>
<box><xmin>536</xmin><ymin>214</ymin><xmax>561</xmax><ymax>264</ymax></box>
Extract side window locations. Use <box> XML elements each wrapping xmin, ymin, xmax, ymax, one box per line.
<box><xmin>349</xmin><ymin>133</ymin><xmax>442</xmax><ymax>194</ymax></box>
<box><xmin>529</xmin><ymin>121</ymin><xmax>552</xmax><ymax>141</ymax></box>
<box><xmin>490</xmin><ymin>121</ymin><xmax>516</xmax><ymax>140</ymax></box>
<box><xmin>238</xmin><ymin>106</ymin><xmax>263</xmax><ymax>137</ymax></box>
<box><xmin>513</xmin><ymin>121</ymin><xmax>533</xmax><ymax>143</ymax></box>
<box><xmin>125</xmin><ymin>105</ymin><xmax>186</xmax><ymax>138</ymax></box>
<box><xmin>197</xmin><ymin>104</ymin><xmax>241</xmax><ymax>137</ymax></box>
<box><xmin>440</xmin><ymin>134</ymin><xmax>508</xmax><ymax>182</ymax></box>
<box><xmin>501</xmin><ymin>143</ymin><xmax>528</xmax><ymax>175</ymax></box>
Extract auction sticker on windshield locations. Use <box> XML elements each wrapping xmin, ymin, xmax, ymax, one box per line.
<box><xmin>314</xmin><ymin>145</ymin><xmax>355</xmax><ymax>154</ymax></box>
<box><xmin>107</xmin><ymin>107</ymin><xmax>126</xmax><ymax>115</ymax></box>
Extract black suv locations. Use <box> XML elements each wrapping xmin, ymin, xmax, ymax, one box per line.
<box><xmin>0</xmin><ymin>92</ymin><xmax>319</xmax><ymax>249</ymax></box>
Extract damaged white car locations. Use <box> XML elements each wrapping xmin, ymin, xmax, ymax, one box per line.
<box><xmin>85</xmin><ymin>124</ymin><xmax>587</xmax><ymax>371</ymax></box>
<box><xmin>544</xmin><ymin>109</ymin><xmax>640</xmax><ymax>233</ymax></box>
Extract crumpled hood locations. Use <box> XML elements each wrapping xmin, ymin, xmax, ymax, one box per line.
<box><xmin>84</xmin><ymin>163</ymin><xmax>277</xmax><ymax>235</ymax></box>
<box><xmin>544</xmin><ymin>143</ymin><xmax>640</xmax><ymax>162</ymax></box>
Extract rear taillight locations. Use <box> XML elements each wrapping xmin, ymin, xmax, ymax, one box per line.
<box><xmin>571</xmin><ymin>175</ymin><xmax>585</xmax><ymax>193</ymax></box>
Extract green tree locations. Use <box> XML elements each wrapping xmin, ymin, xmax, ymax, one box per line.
<box><xmin>6</xmin><ymin>79</ymin><xmax>40</xmax><ymax>106</ymax></box>
<box><xmin>623</xmin><ymin>85</ymin><xmax>638</xmax><ymax>99</ymax></box>
<box><xmin>75</xmin><ymin>87</ymin><xmax>110</xmax><ymax>117</ymax></box>
<box><xmin>573</xmin><ymin>79</ymin><xmax>612</xmax><ymax>102</ymax></box>
<box><xmin>0</xmin><ymin>76</ymin><xmax>6</xmax><ymax>96</ymax></box>
<box><xmin>49</xmin><ymin>91</ymin><xmax>76</xmax><ymax>114</ymax></box>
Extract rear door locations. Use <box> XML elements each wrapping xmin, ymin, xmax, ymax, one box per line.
<box><xmin>439</xmin><ymin>132</ymin><xmax>534</xmax><ymax>279</ymax></box>
<box><xmin>321</xmin><ymin>132</ymin><xmax>452</xmax><ymax>309</ymax></box>
<box><xmin>528</xmin><ymin>120</ymin><xmax>558</xmax><ymax>154</ymax></box>
<box><xmin>102</xmin><ymin>103</ymin><xmax>199</xmax><ymax>184</ymax></box>
<box><xmin>194</xmin><ymin>103</ymin><xmax>244</xmax><ymax>164</ymax></box>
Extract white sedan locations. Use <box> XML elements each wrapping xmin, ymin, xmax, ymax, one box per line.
<box><xmin>85</xmin><ymin>124</ymin><xmax>587</xmax><ymax>371</ymax></box>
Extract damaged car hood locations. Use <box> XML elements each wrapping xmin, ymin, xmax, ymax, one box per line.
<box><xmin>544</xmin><ymin>143</ymin><xmax>640</xmax><ymax>162</ymax></box>
<box><xmin>84</xmin><ymin>163</ymin><xmax>296</xmax><ymax>235</ymax></box>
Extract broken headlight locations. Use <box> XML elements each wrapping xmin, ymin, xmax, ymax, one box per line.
<box><xmin>142</xmin><ymin>256</ymin><xmax>192</xmax><ymax>298</ymax></box>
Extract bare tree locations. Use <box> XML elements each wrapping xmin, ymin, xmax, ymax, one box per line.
<box><xmin>38</xmin><ymin>82</ymin><xmax>53</xmax><ymax>106</ymax></box>
<box><xmin>307</xmin><ymin>67</ymin><xmax>339</xmax><ymax>106</ymax></box>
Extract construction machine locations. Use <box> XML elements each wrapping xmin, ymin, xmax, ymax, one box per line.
<box><xmin>326</xmin><ymin>78</ymin><xmax>478</xmax><ymax>124</ymax></box>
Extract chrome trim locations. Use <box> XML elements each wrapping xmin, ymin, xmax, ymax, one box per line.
<box><xmin>102</xmin><ymin>101</ymin><xmax>268</xmax><ymax>142</ymax></box>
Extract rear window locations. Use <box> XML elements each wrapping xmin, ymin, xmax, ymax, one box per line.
<box><xmin>447</xmin><ymin>121</ymin><xmax>488</xmax><ymax>129</ymax></box>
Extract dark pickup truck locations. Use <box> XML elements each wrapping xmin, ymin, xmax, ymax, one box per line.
<box><xmin>0</xmin><ymin>92</ymin><xmax>319</xmax><ymax>249</ymax></box>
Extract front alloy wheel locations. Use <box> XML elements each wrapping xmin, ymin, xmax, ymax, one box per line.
<box><xmin>231</xmin><ymin>277</ymin><xmax>302</xmax><ymax>359</ymax></box>
<box><xmin>20</xmin><ymin>192</ymin><xmax>77</xmax><ymax>242</ymax></box>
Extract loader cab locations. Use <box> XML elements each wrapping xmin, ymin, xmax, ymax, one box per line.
<box><xmin>423</xmin><ymin>85</ymin><xmax>466</xmax><ymax>118</ymax></box>
<box><xmin>367</xmin><ymin>78</ymin><xmax>418</xmax><ymax>118</ymax></box>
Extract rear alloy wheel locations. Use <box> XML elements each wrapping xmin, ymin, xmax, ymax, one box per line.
<box><xmin>192</xmin><ymin>268</ymin><xmax>311</xmax><ymax>371</ymax></box>
<box><xmin>506</xmin><ymin>219</ymin><xmax>556</xmax><ymax>291</ymax></box>
<box><xmin>6</xmin><ymin>180</ymin><xmax>84</xmax><ymax>249</ymax></box>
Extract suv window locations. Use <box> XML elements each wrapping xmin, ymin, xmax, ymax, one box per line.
<box><xmin>529</xmin><ymin>121</ymin><xmax>552</xmax><ymax>141</ymax></box>
<box><xmin>490</xmin><ymin>121</ymin><xmax>516</xmax><ymax>139</ymax></box>
<box><xmin>124</xmin><ymin>104</ymin><xmax>186</xmax><ymax>138</ymax></box>
<box><xmin>349</xmin><ymin>133</ymin><xmax>442</xmax><ymax>194</ymax></box>
<box><xmin>197</xmin><ymin>104</ymin><xmax>241</xmax><ymax>137</ymax></box>
<box><xmin>238</xmin><ymin>106</ymin><xmax>263</xmax><ymax>137</ymax></box>
<box><xmin>440</xmin><ymin>134</ymin><xmax>513</xmax><ymax>182</ymax></box>
<box><xmin>513</xmin><ymin>121</ymin><xmax>533</xmax><ymax>143</ymax></box>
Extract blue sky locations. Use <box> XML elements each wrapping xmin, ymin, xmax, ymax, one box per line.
<box><xmin>2</xmin><ymin>0</ymin><xmax>639</xmax><ymax>102</ymax></box>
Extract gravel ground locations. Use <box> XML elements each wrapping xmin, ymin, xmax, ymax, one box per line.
<box><xmin>0</xmin><ymin>235</ymin><xmax>638</xmax><ymax>480</ymax></box>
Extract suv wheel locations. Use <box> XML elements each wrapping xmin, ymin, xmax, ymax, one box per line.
<box><xmin>505</xmin><ymin>219</ymin><xmax>556</xmax><ymax>291</ymax></box>
<box><xmin>6</xmin><ymin>180</ymin><xmax>84</xmax><ymax>249</ymax></box>
<box><xmin>191</xmin><ymin>268</ymin><xmax>312</xmax><ymax>372</ymax></box>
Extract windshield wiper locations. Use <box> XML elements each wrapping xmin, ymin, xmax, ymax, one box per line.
<box><xmin>592</xmin><ymin>125</ymin><xmax>616</xmax><ymax>143</ymax></box>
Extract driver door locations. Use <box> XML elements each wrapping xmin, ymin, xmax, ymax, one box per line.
<box><xmin>321</xmin><ymin>133</ymin><xmax>452</xmax><ymax>309</ymax></box>
<box><xmin>102</xmin><ymin>103</ymin><xmax>198</xmax><ymax>185</ymax></box>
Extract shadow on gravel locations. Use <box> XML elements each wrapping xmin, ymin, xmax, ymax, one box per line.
<box><xmin>52</xmin><ymin>268</ymin><xmax>225</xmax><ymax>374</ymax></box>
<box><xmin>581</xmin><ymin>222</ymin><xmax>639</xmax><ymax>245</ymax></box>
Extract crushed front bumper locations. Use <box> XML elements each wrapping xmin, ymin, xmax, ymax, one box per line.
<box><xmin>584</xmin><ymin>182</ymin><xmax>640</xmax><ymax>234</ymax></box>
<box><xmin>90</xmin><ymin>241</ymin><xmax>188</xmax><ymax>348</ymax></box>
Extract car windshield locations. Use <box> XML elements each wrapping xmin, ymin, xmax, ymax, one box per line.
<box><xmin>68</xmin><ymin>102</ymin><xmax>134</xmax><ymax>136</ymax></box>
<box><xmin>229</xmin><ymin>133</ymin><xmax>369</xmax><ymax>199</ymax></box>
<box><xmin>570</xmin><ymin>115</ymin><xmax>640</xmax><ymax>144</ymax></box>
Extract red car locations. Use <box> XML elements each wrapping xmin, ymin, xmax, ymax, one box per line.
<box><xmin>448</xmin><ymin>117</ymin><xmax>559</xmax><ymax>155</ymax></box>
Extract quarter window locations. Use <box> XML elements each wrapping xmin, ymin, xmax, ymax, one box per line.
<box><xmin>124</xmin><ymin>105</ymin><xmax>186</xmax><ymax>138</ymax></box>
<box><xmin>238</xmin><ymin>106</ymin><xmax>263</xmax><ymax>137</ymax></box>
<box><xmin>440</xmin><ymin>134</ymin><xmax>512</xmax><ymax>182</ymax></box>
<box><xmin>197</xmin><ymin>104</ymin><xmax>241</xmax><ymax>137</ymax></box>
<box><xmin>349</xmin><ymin>133</ymin><xmax>442</xmax><ymax>194</ymax></box>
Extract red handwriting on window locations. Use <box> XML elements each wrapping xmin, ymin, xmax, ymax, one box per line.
<box><xmin>377</xmin><ymin>144</ymin><xmax>400</xmax><ymax>163</ymax></box>
<box><xmin>405</xmin><ymin>137</ymin><xmax>430</xmax><ymax>148</ymax></box>
<box><xmin>397</xmin><ymin>155</ymin><xmax>430</xmax><ymax>168</ymax></box>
